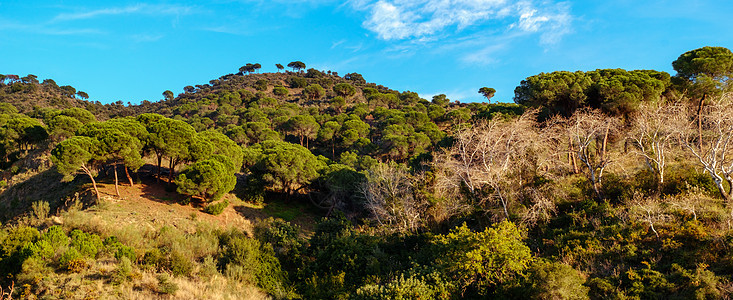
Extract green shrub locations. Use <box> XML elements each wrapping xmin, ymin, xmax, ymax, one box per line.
<box><xmin>169</xmin><ymin>250</ymin><xmax>193</xmax><ymax>277</ymax></box>
<box><xmin>59</xmin><ymin>248</ymin><xmax>85</xmax><ymax>272</ymax></box>
<box><xmin>0</xmin><ymin>226</ymin><xmax>39</xmax><ymax>277</ymax></box>
<box><xmin>601</xmin><ymin>173</ymin><xmax>634</xmax><ymax>202</ymax></box>
<box><xmin>112</xmin><ymin>256</ymin><xmax>133</xmax><ymax>284</ymax></box>
<box><xmin>671</xmin><ymin>263</ymin><xmax>722</xmax><ymax>299</ymax></box>
<box><xmin>587</xmin><ymin>277</ymin><xmax>617</xmax><ymax>299</ymax></box>
<box><xmin>254</xmin><ymin>218</ymin><xmax>302</xmax><ymax>255</ymax></box>
<box><xmin>199</xmin><ymin>255</ymin><xmax>219</xmax><ymax>278</ymax></box>
<box><xmin>31</xmin><ymin>201</ymin><xmax>50</xmax><ymax>221</ymax></box>
<box><xmin>431</xmin><ymin>221</ymin><xmax>532</xmax><ymax>293</ymax></box>
<box><xmin>115</xmin><ymin>246</ymin><xmax>136</xmax><ymax>262</ymax></box>
<box><xmin>244</xmin><ymin>191</ymin><xmax>264</xmax><ymax>205</ymax></box>
<box><xmin>620</xmin><ymin>267</ymin><xmax>675</xmax><ymax>299</ymax></box>
<box><xmin>663</xmin><ymin>167</ymin><xmax>718</xmax><ymax>196</ymax></box>
<box><xmin>273</xmin><ymin>86</ymin><xmax>289</xmax><ymax>97</ymax></box>
<box><xmin>18</xmin><ymin>256</ymin><xmax>53</xmax><ymax>284</ymax></box>
<box><xmin>42</xmin><ymin>226</ymin><xmax>69</xmax><ymax>250</ymax></box>
<box><xmin>254</xmin><ymin>79</ymin><xmax>268</xmax><ymax>91</ymax></box>
<box><xmin>1</xmin><ymin>226</ymin><xmax>40</xmax><ymax>257</ymax></box>
<box><xmin>142</xmin><ymin>248</ymin><xmax>166</xmax><ymax>270</ymax></box>
<box><xmin>203</xmin><ymin>199</ymin><xmax>229</xmax><ymax>216</ymax></box>
<box><xmin>218</xmin><ymin>232</ymin><xmax>291</xmax><ymax>297</ymax></box>
<box><xmin>69</xmin><ymin>229</ymin><xmax>103</xmax><ymax>258</ymax></box>
<box><xmin>354</xmin><ymin>273</ymin><xmax>453</xmax><ymax>300</ymax></box>
<box><xmin>288</xmin><ymin>76</ymin><xmax>308</xmax><ymax>88</ymax></box>
<box><xmin>157</xmin><ymin>273</ymin><xmax>178</xmax><ymax>295</ymax></box>
<box><xmin>103</xmin><ymin>236</ymin><xmax>136</xmax><ymax>262</ymax></box>
<box><xmin>24</xmin><ymin>240</ymin><xmax>55</xmax><ymax>260</ymax></box>
<box><xmin>525</xmin><ymin>260</ymin><xmax>589</xmax><ymax>300</ymax></box>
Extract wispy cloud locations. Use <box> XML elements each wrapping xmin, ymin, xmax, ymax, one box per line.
<box><xmin>0</xmin><ymin>19</ymin><xmax>103</xmax><ymax>36</ymax></box>
<box><xmin>461</xmin><ymin>43</ymin><xmax>506</xmax><ymax>65</ymax></box>
<box><xmin>51</xmin><ymin>4</ymin><xmax>194</xmax><ymax>22</ymax></box>
<box><xmin>130</xmin><ymin>34</ymin><xmax>164</xmax><ymax>43</ymax></box>
<box><xmin>356</xmin><ymin>0</ymin><xmax>572</xmax><ymax>45</ymax></box>
<box><xmin>331</xmin><ymin>39</ymin><xmax>365</xmax><ymax>52</ymax></box>
<box><xmin>202</xmin><ymin>25</ymin><xmax>246</xmax><ymax>35</ymax></box>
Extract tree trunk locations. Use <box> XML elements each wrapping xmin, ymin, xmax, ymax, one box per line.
<box><xmin>81</xmin><ymin>164</ymin><xmax>100</xmax><ymax>202</ymax></box>
<box><xmin>601</xmin><ymin>125</ymin><xmax>610</xmax><ymax>162</ymax></box>
<box><xmin>592</xmin><ymin>181</ymin><xmax>603</xmax><ymax>200</ymax></box>
<box><xmin>569</xmin><ymin>138</ymin><xmax>578</xmax><ymax>174</ymax></box>
<box><xmin>168</xmin><ymin>157</ymin><xmax>175</xmax><ymax>186</ymax></box>
<box><xmin>124</xmin><ymin>165</ymin><xmax>134</xmax><ymax>187</ymax></box>
<box><xmin>113</xmin><ymin>164</ymin><xmax>120</xmax><ymax>197</ymax></box>
<box><xmin>494</xmin><ymin>185</ymin><xmax>510</xmax><ymax>219</ymax></box>
<box><xmin>715</xmin><ymin>181</ymin><xmax>731</xmax><ymax>203</ymax></box>
<box><xmin>157</xmin><ymin>154</ymin><xmax>162</xmax><ymax>183</ymax></box>
<box><xmin>697</xmin><ymin>94</ymin><xmax>706</xmax><ymax>153</ymax></box>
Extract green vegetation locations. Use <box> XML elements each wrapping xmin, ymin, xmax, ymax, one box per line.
<box><xmin>2</xmin><ymin>47</ymin><xmax>733</xmax><ymax>298</ymax></box>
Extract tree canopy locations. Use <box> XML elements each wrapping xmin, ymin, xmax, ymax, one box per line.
<box><xmin>672</xmin><ymin>46</ymin><xmax>733</xmax><ymax>98</ymax></box>
<box><xmin>176</xmin><ymin>155</ymin><xmax>236</xmax><ymax>202</ymax></box>
<box><xmin>287</xmin><ymin>61</ymin><xmax>306</xmax><ymax>72</ymax></box>
<box><xmin>514</xmin><ymin>69</ymin><xmax>671</xmax><ymax>117</ymax></box>
<box><xmin>245</xmin><ymin>140</ymin><xmax>325</xmax><ymax>195</ymax></box>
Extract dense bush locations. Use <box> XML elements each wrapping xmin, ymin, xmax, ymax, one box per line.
<box><xmin>524</xmin><ymin>260</ymin><xmax>589</xmax><ymax>300</ymax></box>
<box><xmin>203</xmin><ymin>199</ymin><xmax>229</xmax><ymax>215</ymax></box>
<box><xmin>218</xmin><ymin>231</ymin><xmax>292</xmax><ymax>297</ymax></box>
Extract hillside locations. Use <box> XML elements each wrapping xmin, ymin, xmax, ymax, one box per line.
<box><xmin>2</xmin><ymin>47</ymin><xmax>733</xmax><ymax>299</ymax></box>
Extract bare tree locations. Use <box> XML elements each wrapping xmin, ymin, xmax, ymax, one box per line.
<box><xmin>519</xmin><ymin>185</ymin><xmax>558</xmax><ymax>227</ymax></box>
<box><xmin>439</xmin><ymin>110</ymin><xmax>543</xmax><ymax>219</ymax></box>
<box><xmin>627</xmin><ymin>103</ymin><xmax>685</xmax><ymax>191</ymax></box>
<box><xmin>628</xmin><ymin>193</ymin><xmax>671</xmax><ymax>239</ymax></box>
<box><xmin>432</xmin><ymin>166</ymin><xmax>472</xmax><ymax>223</ymax></box>
<box><xmin>0</xmin><ymin>281</ymin><xmax>14</xmax><ymax>300</ymax></box>
<box><xmin>552</xmin><ymin>109</ymin><xmax>619</xmax><ymax>199</ymax></box>
<box><xmin>678</xmin><ymin>93</ymin><xmax>733</xmax><ymax>203</ymax></box>
<box><xmin>359</xmin><ymin>162</ymin><xmax>427</xmax><ymax>232</ymax></box>
<box><xmin>668</xmin><ymin>186</ymin><xmax>715</xmax><ymax>221</ymax></box>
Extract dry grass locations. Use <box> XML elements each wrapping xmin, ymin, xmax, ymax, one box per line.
<box><xmin>21</xmin><ymin>257</ymin><xmax>267</xmax><ymax>299</ymax></box>
<box><xmin>58</xmin><ymin>182</ymin><xmax>255</xmax><ymax>239</ymax></box>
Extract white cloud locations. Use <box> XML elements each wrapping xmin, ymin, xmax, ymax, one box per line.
<box><xmin>357</xmin><ymin>0</ymin><xmax>572</xmax><ymax>45</ymax></box>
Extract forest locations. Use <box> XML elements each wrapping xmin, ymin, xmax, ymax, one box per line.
<box><xmin>0</xmin><ymin>46</ymin><xmax>732</xmax><ymax>299</ymax></box>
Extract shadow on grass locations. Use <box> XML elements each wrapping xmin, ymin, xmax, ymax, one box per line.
<box><xmin>134</xmin><ymin>164</ymin><xmax>191</xmax><ymax>206</ymax></box>
<box><xmin>0</xmin><ymin>167</ymin><xmax>95</xmax><ymax>223</ymax></box>
<box><xmin>233</xmin><ymin>193</ymin><xmax>323</xmax><ymax>233</ymax></box>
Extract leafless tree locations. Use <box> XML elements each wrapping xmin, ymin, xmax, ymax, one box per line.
<box><xmin>0</xmin><ymin>281</ymin><xmax>14</xmax><ymax>300</ymax></box>
<box><xmin>627</xmin><ymin>103</ymin><xmax>685</xmax><ymax>190</ymax></box>
<box><xmin>552</xmin><ymin>109</ymin><xmax>619</xmax><ymax>199</ymax></box>
<box><xmin>359</xmin><ymin>162</ymin><xmax>427</xmax><ymax>232</ymax></box>
<box><xmin>628</xmin><ymin>193</ymin><xmax>671</xmax><ymax>239</ymax></box>
<box><xmin>519</xmin><ymin>185</ymin><xmax>558</xmax><ymax>227</ymax></box>
<box><xmin>438</xmin><ymin>110</ymin><xmax>543</xmax><ymax>219</ymax></box>
<box><xmin>667</xmin><ymin>186</ymin><xmax>715</xmax><ymax>221</ymax></box>
<box><xmin>678</xmin><ymin>93</ymin><xmax>733</xmax><ymax>203</ymax></box>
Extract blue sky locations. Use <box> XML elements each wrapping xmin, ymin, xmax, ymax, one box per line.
<box><xmin>1</xmin><ymin>1</ymin><xmax>732</xmax><ymax>104</ymax></box>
